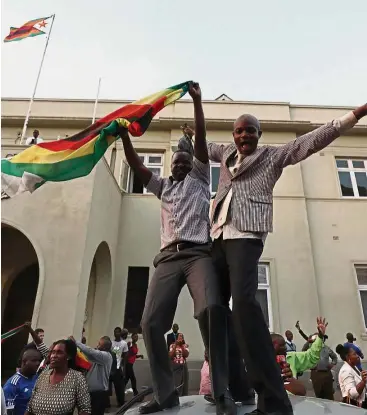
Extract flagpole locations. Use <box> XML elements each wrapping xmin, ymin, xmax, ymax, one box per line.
<box><xmin>92</xmin><ymin>77</ymin><xmax>101</xmax><ymax>124</ymax></box>
<box><xmin>20</xmin><ymin>14</ymin><xmax>55</xmax><ymax>144</ymax></box>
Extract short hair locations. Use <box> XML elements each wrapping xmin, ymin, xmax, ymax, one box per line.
<box><xmin>271</xmin><ymin>333</ymin><xmax>284</xmax><ymax>343</ymax></box>
<box><xmin>234</xmin><ymin>114</ymin><xmax>261</xmax><ymax>130</ymax></box>
<box><xmin>35</xmin><ymin>328</ymin><xmax>44</xmax><ymax>334</ymax></box>
<box><xmin>18</xmin><ymin>346</ymin><xmax>42</xmax><ymax>366</ymax></box>
<box><xmin>101</xmin><ymin>336</ymin><xmax>112</xmax><ymax>350</ymax></box>
<box><xmin>172</xmin><ymin>149</ymin><xmax>193</xmax><ymax>160</ymax></box>
<box><xmin>22</xmin><ymin>348</ymin><xmax>42</xmax><ymax>362</ymax></box>
<box><xmin>114</xmin><ymin>327</ymin><xmax>122</xmax><ymax>331</ymax></box>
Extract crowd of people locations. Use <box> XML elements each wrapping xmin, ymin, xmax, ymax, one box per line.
<box><xmin>1</xmin><ymin>323</ymin><xmax>145</xmax><ymax>415</ymax></box>
<box><xmin>197</xmin><ymin>319</ymin><xmax>367</xmax><ymax>409</ymax></box>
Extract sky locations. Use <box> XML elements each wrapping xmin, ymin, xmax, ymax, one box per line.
<box><xmin>1</xmin><ymin>0</ymin><xmax>367</xmax><ymax>106</ymax></box>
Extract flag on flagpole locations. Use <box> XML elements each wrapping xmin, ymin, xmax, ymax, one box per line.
<box><xmin>1</xmin><ymin>81</ymin><xmax>191</xmax><ymax>198</ymax></box>
<box><xmin>4</xmin><ymin>16</ymin><xmax>52</xmax><ymax>42</ymax></box>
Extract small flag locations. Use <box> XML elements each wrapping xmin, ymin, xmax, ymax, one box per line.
<box><xmin>1</xmin><ymin>81</ymin><xmax>190</xmax><ymax>198</ymax></box>
<box><xmin>1</xmin><ymin>324</ymin><xmax>26</xmax><ymax>342</ymax></box>
<box><xmin>76</xmin><ymin>349</ymin><xmax>92</xmax><ymax>371</ymax></box>
<box><xmin>4</xmin><ymin>16</ymin><xmax>52</xmax><ymax>42</ymax></box>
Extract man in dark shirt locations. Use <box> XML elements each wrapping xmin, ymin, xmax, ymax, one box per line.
<box><xmin>300</xmin><ymin>328</ymin><xmax>338</xmax><ymax>400</ymax></box>
<box><xmin>166</xmin><ymin>324</ymin><xmax>180</xmax><ymax>350</ymax></box>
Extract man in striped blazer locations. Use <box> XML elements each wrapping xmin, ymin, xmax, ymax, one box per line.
<box><xmin>207</xmin><ymin>103</ymin><xmax>367</xmax><ymax>415</ymax></box>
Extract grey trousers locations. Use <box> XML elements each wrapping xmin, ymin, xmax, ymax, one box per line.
<box><xmin>141</xmin><ymin>245</ymin><xmax>226</xmax><ymax>405</ymax></box>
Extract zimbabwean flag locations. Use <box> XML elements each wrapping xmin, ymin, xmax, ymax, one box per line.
<box><xmin>1</xmin><ymin>82</ymin><xmax>190</xmax><ymax>198</ymax></box>
<box><xmin>4</xmin><ymin>16</ymin><xmax>51</xmax><ymax>42</ymax></box>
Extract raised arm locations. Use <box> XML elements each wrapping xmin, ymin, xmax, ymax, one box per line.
<box><xmin>119</xmin><ymin>128</ymin><xmax>152</xmax><ymax>186</ymax></box>
<box><xmin>295</xmin><ymin>321</ymin><xmax>309</xmax><ymax>342</ymax></box>
<box><xmin>75</xmin><ymin>341</ymin><xmax>110</xmax><ymax>366</ymax></box>
<box><xmin>272</xmin><ymin>104</ymin><xmax>367</xmax><ymax>169</ymax></box>
<box><xmin>188</xmin><ymin>82</ymin><xmax>207</xmax><ymax>163</ymax></box>
<box><xmin>24</xmin><ymin>322</ymin><xmax>42</xmax><ymax>345</ymax></box>
<box><xmin>293</xmin><ymin>317</ymin><xmax>328</xmax><ymax>373</ymax></box>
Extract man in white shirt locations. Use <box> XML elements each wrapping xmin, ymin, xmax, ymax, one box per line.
<box><xmin>25</xmin><ymin>129</ymin><xmax>44</xmax><ymax>145</ymax></box>
<box><xmin>111</xmin><ymin>327</ymin><xmax>129</xmax><ymax>407</ymax></box>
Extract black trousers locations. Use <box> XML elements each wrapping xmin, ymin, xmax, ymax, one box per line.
<box><xmin>141</xmin><ymin>245</ymin><xmax>230</xmax><ymax>404</ymax></box>
<box><xmin>90</xmin><ymin>390</ymin><xmax>109</xmax><ymax>415</ymax></box>
<box><xmin>125</xmin><ymin>362</ymin><xmax>138</xmax><ymax>394</ymax></box>
<box><xmin>311</xmin><ymin>370</ymin><xmax>334</xmax><ymax>400</ymax></box>
<box><xmin>109</xmin><ymin>368</ymin><xmax>125</xmax><ymax>406</ymax></box>
<box><xmin>212</xmin><ymin>237</ymin><xmax>292</xmax><ymax>413</ymax></box>
<box><xmin>171</xmin><ymin>362</ymin><xmax>189</xmax><ymax>396</ymax></box>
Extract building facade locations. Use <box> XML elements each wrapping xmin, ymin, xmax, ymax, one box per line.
<box><xmin>1</xmin><ymin>96</ymin><xmax>367</xmax><ymax>373</ymax></box>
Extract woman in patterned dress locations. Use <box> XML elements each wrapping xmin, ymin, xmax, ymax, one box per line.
<box><xmin>169</xmin><ymin>333</ymin><xmax>189</xmax><ymax>396</ymax></box>
<box><xmin>25</xmin><ymin>339</ymin><xmax>91</xmax><ymax>415</ymax></box>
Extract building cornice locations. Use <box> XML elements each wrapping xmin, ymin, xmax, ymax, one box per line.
<box><xmin>2</xmin><ymin>115</ymin><xmax>367</xmax><ymax>136</ymax></box>
<box><xmin>1</xmin><ymin>97</ymin><xmax>359</xmax><ymax>111</ymax></box>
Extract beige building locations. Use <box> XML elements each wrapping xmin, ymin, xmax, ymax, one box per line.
<box><xmin>1</xmin><ymin>95</ymin><xmax>367</xmax><ymax>374</ymax></box>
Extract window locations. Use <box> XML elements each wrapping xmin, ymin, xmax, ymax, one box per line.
<box><xmin>336</xmin><ymin>158</ymin><xmax>367</xmax><ymax>198</ymax></box>
<box><xmin>356</xmin><ymin>265</ymin><xmax>367</xmax><ymax>328</ymax></box>
<box><xmin>119</xmin><ymin>153</ymin><xmax>164</xmax><ymax>194</ymax></box>
<box><xmin>210</xmin><ymin>163</ymin><xmax>220</xmax><ymax>194</ymax></box>
<box><xmin>229</xmin><ymin>263</ymin><xmax>273</xmax><ymax>330</ymax></box>
<box><xmin>124</xmin><ymin>267</ymin><xmax>149</xmax><ymax>333</ymax></box>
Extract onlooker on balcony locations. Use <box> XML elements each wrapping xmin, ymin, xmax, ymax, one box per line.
<box><xmin>25</xmin><ymin>130</ymin><xmax>43</xmax><ymax>146</ymax></box>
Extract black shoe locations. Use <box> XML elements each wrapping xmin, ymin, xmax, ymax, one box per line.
<box><xmin>205</xmin><ymin>393</ymin><xmax>255</xmax><ymax>407</ymax></box>
<box><xmin>204</xmin><ymin>394</ymin><xmax>215</xmax><ymax>405</ymax></box>
<box><xmin>215</xmin><ymin>390</ymin><xmax>237</xmax><ymax>415</ymax></box>
<box><xmin>232</xmin><ymin>391</ymin><xmax>256</xmax><ymax>406</ymax></box>
<box><xmin>138</xmin><ymin>393</ymin><xmax>179</xmax><ymax>414</ymax></box>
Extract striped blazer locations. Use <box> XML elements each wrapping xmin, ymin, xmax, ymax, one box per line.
<box><xmin>208</xmin><ymin>121</ymin><xmax>342</xmax><ymax>233</ymax></box>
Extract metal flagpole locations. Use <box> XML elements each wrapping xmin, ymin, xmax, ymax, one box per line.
<box><xmin>92</xmin><ymin>77</ymin><xmax>102</xmax><ymax>124</ymax></box>
<box><xmin>20</xmin><ymin>14</ymin><xmax>56</xmax><ymax>144</ymax></box>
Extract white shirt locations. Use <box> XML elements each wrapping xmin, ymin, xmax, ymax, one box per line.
<box><xmin>285</xmin><ymin>340</ymin><xmax>297</xmax><ymax>352</ymax></box>
<box><xmin>111</xmin><ymin>340</ymin><xmax>128</xmax><ymax>369</ymax></box>
<box><xmin>25</xmin><ymin>136</ymin><xmax>44</xmax><ymax>145</ymax></box>
<box><xmin>338</xmin><ymin>361</ymin><xmax>366</xmax><ymax>405</ymax></box>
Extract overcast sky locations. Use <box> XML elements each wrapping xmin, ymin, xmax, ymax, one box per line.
<box><xmin>1</xmin><ymin>0</ymin><xmax>367</xmax><ymax>105</ymax></box>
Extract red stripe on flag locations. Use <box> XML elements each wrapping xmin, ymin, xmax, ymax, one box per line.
<box><xmin>36</xmin><ymin>103</ymin><xmax>153</xmax><ymax>152</ymax></box>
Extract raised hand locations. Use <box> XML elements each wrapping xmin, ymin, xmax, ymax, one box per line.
<box><xmin>24</xmin><ymin>321</ymin><xmax>32</xmax><ymax>331</ymax></box>
<box><xmin>353</xmin><ymin>104</ymin><xmax>367</xmax><ymax>120</ymax></box>
<box><xmin>118</xmin><ymin>126</ymin><xmax>130</xmax><ymax>141</ymax></box>
<box><xmin>316</xmin><ymin>317</ymin><xmax>328</xmax><ymax>337</ymax></box>
<box><xmin>295</xmin><ymin>321</ymin><xmax>300</xmax><ymax>330</ymax></box>
<box><xmin>181</xmin><ymin>123</ymin><xmax>194</xmax><ymax>138</ymax></box>
<box><xmin>188</xmin><ymin>82</ymin><xmax>201</xmax><ymax>101</ymax></box>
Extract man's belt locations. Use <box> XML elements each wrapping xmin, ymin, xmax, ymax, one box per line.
<box><xmin>161</xmin><ymin>242</ymin><xmax>208</xmax><ymax>252</ymax></box>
